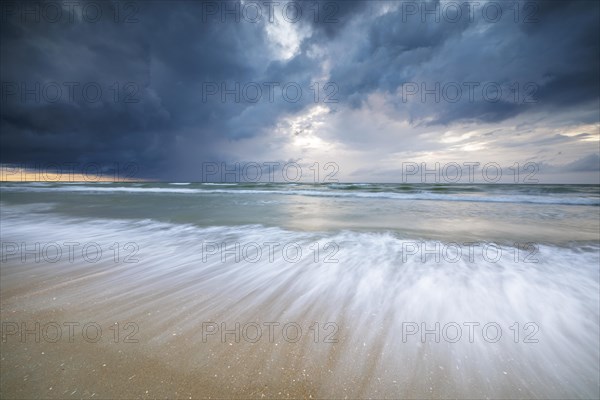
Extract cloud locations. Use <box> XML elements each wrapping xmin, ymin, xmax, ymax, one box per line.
<box><xmin>0</xmin><ymin>0</ymin><xmax>598</xmax><ymax>182</ymax></box>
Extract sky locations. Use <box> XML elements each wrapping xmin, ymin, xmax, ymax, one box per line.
<box><xmin>1</xmin><ymin>0</ymin><xmax>599</xmax><ymax>183</ymax></box>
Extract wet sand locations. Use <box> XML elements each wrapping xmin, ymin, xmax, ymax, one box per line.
<box><xmin>0</xmin><ymin>277</ymin><xmax>338</xmax><ymax>399</ymax></box>
<box><xmin>1</xmin><ymin>202</ymin><xmax>598</xmax><ymax>399</ymax></box>
<box><xmin>2</xmin><ymin>253</ymin><xmax>597</xmax><ymax>399</ymax></box>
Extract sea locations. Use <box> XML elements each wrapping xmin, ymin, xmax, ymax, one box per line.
<box><xmin>1</xmin><ymin>182</ymin><xmax>599</xmax><ymax>398</ymax></box>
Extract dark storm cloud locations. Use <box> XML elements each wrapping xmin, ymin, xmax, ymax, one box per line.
<box><xmin>0</xmin><ymin>2</ymin><xmax>264</xmax><ymax>175</ymax></box>
<box><xmin>328</xmin><ymin>0</ymin><xmax>599</xmax><ymax>125</ymax></box>
<box><xmin>1</xmin><ymin>0</ymin><xmax>339</xmax><ymax>178</ymax></box>
<box><xmin>1</xmin><ymin>1</ymin><xmax>172</xmax><ymax>173</ymax></box>
<box><xmin>0</xmin><ymin>0</ymin><xmax>598</xmax><ymax>180</ymax></box>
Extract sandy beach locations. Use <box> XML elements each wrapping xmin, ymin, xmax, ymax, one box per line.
<box><xmin>2</xmin><ymin>185</ymin><xmax>599</xmax><ymax>398</ymax></box>
<box><xmin>0</xmin><ymin>183</ymin><xmax>600</xmax><ymax>399</ymax></box>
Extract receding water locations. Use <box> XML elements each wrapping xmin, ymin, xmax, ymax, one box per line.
<box><xmin>1</xmin><ymin>183</ymin><xmax>599</xmax><ymax>398</ymax></box>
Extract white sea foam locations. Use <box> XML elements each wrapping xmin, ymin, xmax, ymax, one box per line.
<box><xmin>1</xmin><ymin>205</ymin><xmax>598</xmax><ymax>398</ymax></box>
<box><xmin>2</xmin><ymin>184</ymin><xmax>598</xmax><ymax>205</ymax></box>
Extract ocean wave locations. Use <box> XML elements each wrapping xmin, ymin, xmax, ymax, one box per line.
<box><xmin>2</xmin><ymin>184</ymin><xmax>598</xmax><ymax>206</ymax></box>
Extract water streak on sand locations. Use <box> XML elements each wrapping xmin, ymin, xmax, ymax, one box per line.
<box><xmin>1</xmin><ymin>201</ymin><xmax>599</xmax><ymax>398</ymax></box>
